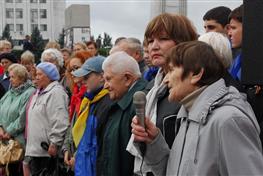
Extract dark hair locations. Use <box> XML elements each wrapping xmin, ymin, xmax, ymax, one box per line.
<box><xmin>203</xmin><ymin>6</ymin><xmax>231</xmax><ymax>27</ymax></box>
<box><xmin>145</xmin><ymin>13</ymin><xmax>197</xmax><ymax>45</ymax></box>
<box><xmin>167</xmin><ymin>41</ymin><xmax>224</xmax><ymax>86</ymax></box>
<box><xmin>86</xmin><ymin>41</ymin><xmax>98</xmax><ymax>49</ymax></box>
<box><xmin>228</xmin><ymin>4</ymin><xmax>243</xmax><ymax>23</ymax></box>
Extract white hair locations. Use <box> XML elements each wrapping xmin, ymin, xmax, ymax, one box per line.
<box><xmin>102</xmin><ymin>51</ymin><xmax>141</xmax><ymax>78</ymax></box>
<box><xmin>41</xmin><ymin>48</ymin><xmax>64</xmax><ymax>68</ymax></box>
<box><xmin>118</xmin><ymin>38</ymin><xmax>143</xmax><ymax>57</ymax></box>
<box><xmin>198</xmin><ymin>32</ymin><xmax>232</xmax><ymax>69</ymax></box>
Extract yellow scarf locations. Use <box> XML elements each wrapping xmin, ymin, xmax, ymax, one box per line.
<box><xmin>72</xmin><ymin>89</ymin><xmax>108</xmax><ymax>147</ymax></box>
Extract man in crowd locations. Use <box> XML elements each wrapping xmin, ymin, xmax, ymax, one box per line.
<box><xmin>97</xmin><ymin>51</ymin><xmax>146</xmax><ymax>176</ymax></box>
<box><xmin>203</xmin><ymin>6</ymin><xmax>231</xmax><ymax>34</ymax></box>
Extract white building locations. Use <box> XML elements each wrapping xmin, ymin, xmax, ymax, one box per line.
<box><xmin>64</xmin><ymin>4</ymin><xmax>90</xmax><ymax>48</ymax></box>
<box><xmin>0</xmin><ymin>0</ymin><xmax>65</xmax><ymax>46</ymax></box>
<box><xmin>150</xmin><ymin>0</ymin><xmax>187</xmax><ymax>19</ymax></box>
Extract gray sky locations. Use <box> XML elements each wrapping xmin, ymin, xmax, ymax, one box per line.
<box><xmin>66</xmin><ymin>0</ymin><xmax>242</xmax><ymax>43</ymax></box>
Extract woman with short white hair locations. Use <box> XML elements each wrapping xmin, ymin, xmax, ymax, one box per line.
<box><xmin>41</xmin><ymin>48</ymin><xmax>64</xmax><ymax>71</ymax></box>
<box><xmin>0</xmin><ymin>64</ymin><xmax>35</xmax><ymax>175</ymax></box>
<box><xmin>198</xmin><ymin>32</ymin><xmax>244</xmax><ymax>92</ymax></box>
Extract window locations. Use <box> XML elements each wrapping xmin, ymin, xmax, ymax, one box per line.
<box><xmin>6</xmin><ymin>24</ymin><xmax>14</xmax><ymax>31</ymax></box>
<box><xmin>39</xmin><ymin>0</ymin><xmax>46</xmax><ymax>3</ymax></box>
<box><xmin>16</xmin><ymin>24</ymin><xmax>23</xmax><ymax>31</ymax></box>
<box><xmin>81</xmin><ymin>28</ymin><xmax>89</xmax><ymax>33</ymax></box>
<box><xmin>82</xmin><ymin>37</ymin><xmax>86</xmax><ymax>41</ymax></box>
<box><xmin>31</xmin><ymin>24</ymin><xmax>38</xmax><ymax>32</ymax></box>
<box><xmin>16</xmin><ymin>9</ymin><xmax>23</xmax><ymax>18</ymax></box>
<box><xmin>30</xmin><ymin>0</ymin><xmax>37</xmax><ymax>3</ymax></box>
<box><xmin>15</xmin><ymin>0</ymin><xmax>22</xmax><ymax>3</ymax></box>
<box><xmin>40</xmin><ymin>24</ymin><xmax>47</xmax><ymax>31</ymax></box>
<box><xmin>40</xmin><ymin>9</ymin><xmax>47</xmax><ymax>18</ymax></box>
<box><xmin>5</xmin><ymin>0</ymin><xmax>13</xmax><ymax>3</ymax></box>
<box><xmin>6</xmin><ymin>8</ymin><xmax>14</xmax><ymax>18</ymax></box>
<box><xmin>30</xmin><ymin>9</ymin><xmax>38</xmax><ymax>23</ymax></box>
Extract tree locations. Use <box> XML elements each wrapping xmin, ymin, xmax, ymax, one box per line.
<box><xmin>57</xmin><ymin>28</ymin><xmax>65</xmax><ymax>48</ymax></box>
<box><xmin>102</xmin><ymin>32</ymin><xmax>112</xmax><ymax>48</ymax></box>
<box><xmin>1</xmin><ymin>24</ymin><xmax>12</xmax><ymax>43</ymax></box>
<box><xmin>31</xmin><ymin>27</ymin><xmax>45</xmax><ymax>62</ymax></box>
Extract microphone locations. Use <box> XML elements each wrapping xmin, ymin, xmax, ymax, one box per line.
<box><xmin>133</xmin><ymin>91</ymin><xmax>147</xmax><ymax>156</ymax></box>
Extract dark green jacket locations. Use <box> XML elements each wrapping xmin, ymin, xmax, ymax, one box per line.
<box><xmin>97</xmin><ymin>79</ymin><xmax>146</xmax><ymax>176</ymax></box>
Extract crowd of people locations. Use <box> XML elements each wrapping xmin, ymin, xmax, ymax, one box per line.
<box><xmin>0</xmin><ymin>3</ymin><xmax>263</xmax><ymax>176</ymax></box>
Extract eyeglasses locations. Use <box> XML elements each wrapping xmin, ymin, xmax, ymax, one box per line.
<box><xmin>69</xmin><ymin>65</ymin><xmax>80</xmax><ymax>73</ymax></box>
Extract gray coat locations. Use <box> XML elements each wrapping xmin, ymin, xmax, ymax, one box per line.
<box><xmin>144</xmin><ymin>79</ymin><xmax>263</xmax><ymax>176</ymax></box>
<box><xmin>25</xmin><ymin>81</ymin><xmax>69</xmax><ymax>157</ymax></box>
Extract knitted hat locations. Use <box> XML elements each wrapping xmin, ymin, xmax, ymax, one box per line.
<box><xmin>37</xmin><ymin>62</ymin><xmax>60</xmax><ymax>81</ymax></box>
<box><xmin>0</xmin><ymin>52</ymin><xmax>17</xmax><ymax>63</ymax></box>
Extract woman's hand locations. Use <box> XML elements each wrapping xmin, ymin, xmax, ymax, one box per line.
<box><xmin>64</xmin><ymin>150</ymin><xmax>71</xmax><ymax>166</ymax></box>
<box><xmin>131</xmin><ymin>116</ymin><xmax>159</xmax><ymax>144</ymax></box>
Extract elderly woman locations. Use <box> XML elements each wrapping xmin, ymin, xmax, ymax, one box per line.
<box><xmin>0</xmin><ymin>64</ymin><xmax>35</xmax><ymax>175</ymax></box>
<box><xmin>25</xmin><ymin>62</ymin><xmax>69</xmax><ymax>175</ymax></box>
<box><xmin>21</xmin><ymin>50</ymin><xmax>36</xmax><ymax>81</ymax></box>
<box><xmin>41</xmin><ymin>48</ymin><xmax>64</xmax><ymax>73</ymax></box>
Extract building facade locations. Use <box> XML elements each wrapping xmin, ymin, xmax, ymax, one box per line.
<box><xmin>0</xmin><ymin>0</ymin><xmax>65</xmax><ymax>46</ymax></box>
<box><xmin>150</xmin><ymin>0</ymin><xmax>187</xmax><ymax>19</ymax></box>
<box><xmin>64</xmin><ymin>4</ymin><xmax>90</xmax><ymax>49</ymax></box>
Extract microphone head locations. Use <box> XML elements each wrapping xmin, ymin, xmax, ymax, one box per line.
<box><xmin>133</xmin><ymin>91</ymin><xmax>146</xmax><ymax>106</ymax></box>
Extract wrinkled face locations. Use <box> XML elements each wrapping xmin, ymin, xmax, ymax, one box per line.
<box><xmin>35</xmin><ymin>68</ymin><xmax>51</xmax><ymax>89</ymax></box>
<box><xmin>164</xmin><ymin>65</ymin><xmax>195</xmax><ymax>102</ymax></box>
<box><xmin>228</xmin><ymin>19</ymin><xmax>242</xmax><ymax>49</ymax></box>
<box><xmin>204</xmin><ymin>20</ymin><xmax>225</xmax><ymax>33</ymax></box>
<box><xmin>1</xmin><ymin>58</ymin><xmax>13</xmax><ymax>72</ymax></box>
<box><xmin>83</xmin><ymin>72</ymin><xmax>104</xmax><ymax>93</ymax></box>
<box><xmin>1</xmin><ymin>45</ymin><xmax>11</xmax><ymax>53</ymax></box>
<box><xmin>69</xmin><ymin>58</ymin><xmax>83</xmax><ymax>84</ymax></box>
<box><xmin>147</xmin><ymin>31</ymin><xmax>176</xmax><ymax>68</ymax></box>
<box><xmin>9</xmin><ymin>70</ymin><xmax>24</xmax><ymax>88</ymax></box>
<box><xmin>87</xmin><ymin>44</ymin><xmax>97</xmax><ymax>57</ymax></box>
<box><xmin>21</xmin><ymin>60</ymin><xmax>34</xmax><ymax>72</ymax></box>
<box><xmin>103</xmin><ymin>67</ymin><xmax>129</xmax><ymax>100</ymax></box>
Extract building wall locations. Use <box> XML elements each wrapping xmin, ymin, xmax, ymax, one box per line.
<box><xmin>150</xmin><ymin>0</ymin><xmax>187</xmax><ymax>19</ymax></box>
<box><xmin>0</xmin><ymin>0</ymin><xmax>65</xmax><ymax>41</ymax></box>
<box><xmin>65</xmin><ymin>4</ymin><xmax>90</xmax><ymax>48</ymax></box>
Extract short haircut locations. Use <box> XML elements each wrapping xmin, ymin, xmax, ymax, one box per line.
<box><xmin>167</xmin><ymin>41</ymin><xmax>224</xmax><ymax>86</ymax></box>
<box><xmin>118</xmin><ymin>38</ymin><xmax>143</xmax><ymax>57</ymax></box>
<box><xmin>145</xmin><ymin>13</ymin><xmax>197</xmax><ymax>45</ymax></box>
<box><xmin>203</xmin><ymin>6</ymin><xmax>231</xmax><ymax>27</ymax></box>
<box><xmin>45</xmin><ymin>41</ymin><xmax>61</xmax><ymax>50</ymax></box>
<box><xmin>73</xmin><ymin>50</ymin><xmax>93</xmax><ymax>63</ymax></box>
<box><xmin>198</xmin><ymin>32</ymin><xmax>232</xmax><ymax>69</ymax></box>
<box><xmin>61</xmin><ymin>48</ymin><xmax>72</xmax><ymax>55</ymax></box>
<box><xmin>8</xmin><ymin>63</ymin><xmax>28</xmax><ymax>82</ymax></box>
<box><xmin>21</xmin><ymin>50</ymin><xmax>35</xmax><ymax>63</ymax></box>
<box><xmin>102</xmin><ymin>51</ymin><xmax>141</xmax><ymax>78</ymax></box>
<box><xmin>74</xmin><ymin>42</ymin><xmax>87</xmax><ymax>50</ymax></box>
<box><xmin>41</xmin><ymin>48</ymin><xmax>64</xmax><ymax>67</ymax></box>
<box><xmin>229</xmin><ymin>4</ymin><xmax>243</xmax><ymax>23</ymax></box>
<box><xmin>0</xmin><ymin>40</ymin><xmax>12</xmax><ymax>51</ymax></box>
<box><xmin>114</xmin><ymin>37</ymin><xmax>126</xmax><ymax>45</ymax></box>
<box><xmin>86</xmin><ymin>41</ymin><xmax>97</xmax><ymax>49</ymax></box>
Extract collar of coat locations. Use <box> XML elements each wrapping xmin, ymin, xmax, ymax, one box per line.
<box><xmin>117</xmin><ymin>78</ymin><xmax>147</xmax><ymax>110</ymax></box>
<box><xmin>177</xmin><ymin>78</ymin><xmax>228</xmax><ymax>124</ymax></box>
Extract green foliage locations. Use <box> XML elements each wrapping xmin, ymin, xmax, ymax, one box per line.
<box><xmin>1</xmin><ymin>25</ymin><xmax>13</xmax><ymax>46</ymax></box>
<box><xmin>31</xmin><ymin>27</ymin><xmax>45</xmax><ymax>62</ymax></box>
<box><xmin>57</xmin><ymin>28</ymin><xmax>65</xmax><ymax>48</ymax></box>
<box><xmin>12</xmin><ymin>49</ymin><xmax>24</xmax><ymax>60</ymax></box>
<box><xmin>98</xmin><ymin>47</ymin><xmax>111</xmax><ymax>57</ymax></box>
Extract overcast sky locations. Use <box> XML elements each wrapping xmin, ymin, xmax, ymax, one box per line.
<box><xmin>66</xmin><ymin>0</ymin><xmax>242</xmax><ymax>43</ymax></box>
